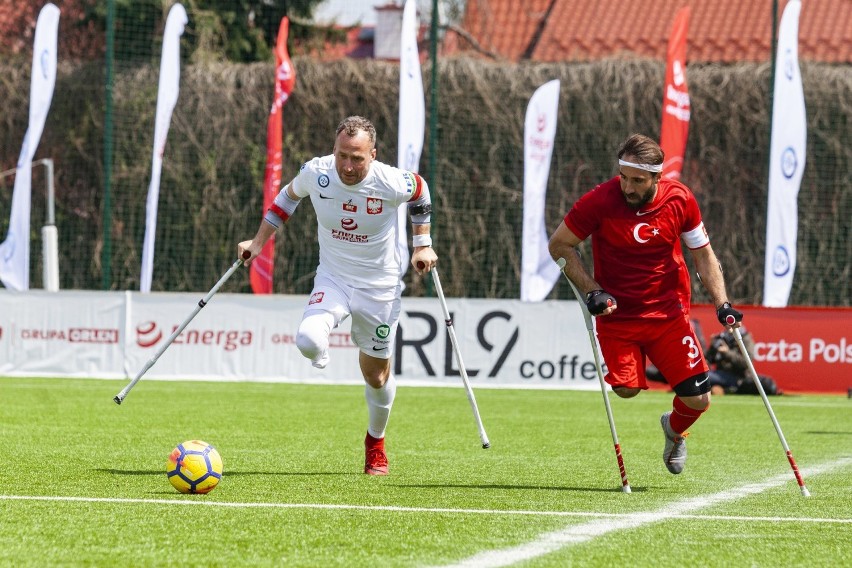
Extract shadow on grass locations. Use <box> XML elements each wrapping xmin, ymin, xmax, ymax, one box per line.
<box><xmin>95</xmin><ymin>469</ymin><xmax>353</xmax><ymax>477</ymax></box>
<box><xmin>394</xmin><ymin>483</ymin><xmax>649</xmax><ymax>493</ymax></box>
<box><xmin>805</xmin><ymin>431</ymin><xmax>852</xmax><ymax>435</ymax></box>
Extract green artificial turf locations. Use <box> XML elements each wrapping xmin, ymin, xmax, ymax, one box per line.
<box><xmin>0</xmin><ymin>377</ymin><xmax>849</xmax><ymax>566</ymax></box>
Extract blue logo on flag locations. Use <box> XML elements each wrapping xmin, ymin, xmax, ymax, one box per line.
<box><xmin>772</xmin><ymin>246</ymin><xmax>790</xmax><ymax>277</ymax></box>
<box><xmin>1</xmin><ymin>234</ymin><xmax>15</xmax><ymax>262</ymax></box>
<box><xmin>784</xmin><ymin>48</ymin><xmax>795</xmax><ymax>80</ymax></box>
<box><xmin>40</xmin><ymin>49</ymin><xmax>50</xmax><ymax>78</ymax></box>
<box><xmin>781</xmin><ymin>147</ymin><xmax>797</xmax><ymax>179</ymax></box>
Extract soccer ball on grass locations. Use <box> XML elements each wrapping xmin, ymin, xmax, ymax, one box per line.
<box><xmin>166</xmin><ymin>440</ymin><xmax>223</xmax><ymax>494</ymax></box>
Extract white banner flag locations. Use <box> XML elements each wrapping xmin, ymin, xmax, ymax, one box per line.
<box><xmin>140</xmin><ymin>4</ymin><xmax>187</xmax><ymax>292</ymax></box>
<box><xmin>763</xmin><ymin>0</ymin><xmax>805</xmax><ymax>307</ymax></box>
<box><xmin>521</xmin><ymin>80</ymin><xmax>561</xmax><ymax>302</ymax></box>
<box><xmin>397</xmin><ymin>0</ymin><xmax>425</xmax><ymax>277</ymax></box>
<box><xmin>0</xmin><ymin>3</ymin><xmax>59</xmax><ymax>291</ymax></box>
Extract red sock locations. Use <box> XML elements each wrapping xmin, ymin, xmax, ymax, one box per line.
<box><xmin>669</xmin><ymin>396</ymin><xmax>707</xmax><ymax>434</ymax></box>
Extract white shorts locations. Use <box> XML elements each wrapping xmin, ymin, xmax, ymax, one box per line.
<box><xmin>303</xmin><ymin>273</ymin><xmax>402</xmax><ymax>359</ymax></box>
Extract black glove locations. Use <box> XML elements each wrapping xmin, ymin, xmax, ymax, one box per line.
<box><xmin>586</xmin><ymin>289</ymin><xmax>616</xmax><ymax>315</ymax></box>
<box><xmin>716</xmin><ymin>302</ymin><xmax>743</xmax><ymax>326</ymax></box>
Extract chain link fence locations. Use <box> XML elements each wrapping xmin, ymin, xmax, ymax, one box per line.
<box><xmin>0</xmin><ymin>1</ymin><xmax>849</xmax><ymax>306</ymax></box>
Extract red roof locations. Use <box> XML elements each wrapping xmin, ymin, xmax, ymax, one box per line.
<box><xmin>449</xmin><ymin>0</ymin><xmax>852</xmax><ymax>63</ymax></box>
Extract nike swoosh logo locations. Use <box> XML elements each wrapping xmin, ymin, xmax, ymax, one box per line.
<box><xmin>694</xmin><ymin>376</ymin><xmax>709</xmax><ymax>386</ymax></box>
<box><xmin>372</xmin><ymin>346</ymin><xmax>388</xmax><ymax>351</ymax></box>
<box><xmin>319</xmin><ymin>194</ymin><xmax>333</xmax><ymax>199</ymax></box>
<box><xmin>689</xmin><ymin>360</ymin><xmax>702</xmax><ymax>369</ymax></box>
<box><xmin>636</xmin><ymin>210</ymin><xmax>654</xmax><ymax>216</ymax></box>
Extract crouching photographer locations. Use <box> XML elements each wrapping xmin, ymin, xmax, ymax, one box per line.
<box><xmin>705</xmin><ymin>328</ymin><xmax>781</xmax><ymax>396</ymax></box>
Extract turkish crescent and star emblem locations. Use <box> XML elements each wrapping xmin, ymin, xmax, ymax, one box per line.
<box><xmin>632</xmin><ymin>223</ymin><xmax>659</xmax><ymax>244</ymax></box>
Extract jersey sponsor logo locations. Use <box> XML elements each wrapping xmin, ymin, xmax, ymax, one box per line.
<box><xmin>309</xmin><ymin>291</ymin><xmax>324</xmax><ymax>305</ymax></box>
<box><xmin>376</xmin><ymin>324</ymin><xmax>391</xmax><ymax>339</ymax></box>
<box><xmin>689</xmin><ymin>359</ymin><xmax>702</xmax><ymax>369</ymax></box>
<box><xmin>372</xmin><ymin>345</ymin><xmax>388</xmax><ymax>351</ymax></box>
<box><xmin>632</xmin><ymin>222</ymin><xmax>660</xmax><ymax>244</ymax></box>
<box><xmin>331</xmin><ymin>229</ymin><xmax>368</xmax><ymax>243</ymax></box>
<box><xmin>343</xmin><ymin>200</ymin><xmax>357</xmax><ymax>212</ymax></box>
<box><xmin>367</xmin><ymin>198</ymin><xmax>383</xmax><ymax>215</ymax></box>
<box><xmin>341</xmin><ymin>218</ymin><xmax>358</xmax><ymax>231</ymax></box>
<box><xmin>318</xmin><ymin>174</ymin><xmax>330</xmax><ymax>188</ymax></box>
<box><xmin>319</xmin><ymin>193</ymin><xmax>333</xmax><ymax>199</ymax></box>
<box><xmin>694</xmin><ymin>373</ymin><xmax>709</xmax><ymax>383</ymax></box>
<box><xmin>636</xmin><ymin>209</ymin><xmax>655</xmax><ymax>216</ymax></box>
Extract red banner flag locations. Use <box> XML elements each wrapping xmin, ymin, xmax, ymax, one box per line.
<box><xmin>250</xmin><ymin>17</ymin><xmax>296</xmax><ymax>294</ymax></box>
<box><xmin>659</xmin><ymin>6</ymin><xmax>691</xmax><ymax>180</ymax></box>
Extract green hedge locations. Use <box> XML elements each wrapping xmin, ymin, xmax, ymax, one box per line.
<box><xmin>0</xmin><ymin>57</ymin><xmax>849</xmax><ymax>305</ymax></box>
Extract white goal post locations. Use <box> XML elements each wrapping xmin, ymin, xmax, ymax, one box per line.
<box><xmin>0</xmin><ymin>157</ymin><xmax>59</xmax><ymax>291</ymax></box>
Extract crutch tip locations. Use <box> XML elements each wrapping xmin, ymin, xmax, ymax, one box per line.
<box><xmin>622</xmin><ymin>485</ymin><xmax>632</xmax><ymax>494</ymax></box>
<box><xmin>801</xmin><ymin>487</ymin><xmax>811</xmax><ymax>497</ymax></box>
<box><xmin>482</xmin><ymin>442</ymin><xmax>491</xmax><ymax>449</ymax></box>
<box><xmin>113</xmin><ymin>395</ymin><xmax>123</xmax><ymax>405</ymax></box>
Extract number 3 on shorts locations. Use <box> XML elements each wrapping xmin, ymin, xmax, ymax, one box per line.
<box><xmin>682</xmin><ymin>335</ymin><xmax>701</xmax><ymax>359</ymax></box>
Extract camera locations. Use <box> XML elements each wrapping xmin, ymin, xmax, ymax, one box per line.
<box><xmin>709</xmin><ymin>331</ymin><xmax>736</xmax><ymax>363</ymax></box>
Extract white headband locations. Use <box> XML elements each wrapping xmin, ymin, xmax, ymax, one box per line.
<box><xmin>618</xmin><ymin>159</ymin><xmax>663</xmax><ymax>173</ymax></box>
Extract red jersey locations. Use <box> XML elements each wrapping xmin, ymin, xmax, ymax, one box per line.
<box><xmin>565</xmin><ymin>176</ymin><xmax>709</xmax><ymax>322</ymax></box>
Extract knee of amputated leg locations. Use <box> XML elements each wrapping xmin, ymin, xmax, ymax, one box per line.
<box><xmin>613</xmin><ymin>386</ymin><xmax>642</xmax><ymax>398</ymax></box>
<box><xmin>296</xmin><ymin>316</ymin><xmax>331</xmax><ymax>360</ymax></box>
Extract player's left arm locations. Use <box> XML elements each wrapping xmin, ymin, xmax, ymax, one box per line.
<box><xmin>689</xmin><ymin>242</ymin><xmax>743</xmax><ymax>328</ymax></box>
<box><xmin>682</xmin><ymin>192</ymin><xmax>743</xmax><ymax>328</ymax></box>
<box><xmin>407</xmin><ymin>174</ymin><xmax>437</xmax><ymax>275</ymax></box>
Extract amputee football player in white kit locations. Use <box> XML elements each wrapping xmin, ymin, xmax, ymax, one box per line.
<box><xmin>239</xmin><ymin>116</ymin><xmax>437</xmax><ymax>475</ymax></box>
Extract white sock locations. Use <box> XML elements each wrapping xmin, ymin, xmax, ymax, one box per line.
<box><xmin>365</xmin><ymin>374</ymin><xmax>396</xmax><ymax>439</ymax></box>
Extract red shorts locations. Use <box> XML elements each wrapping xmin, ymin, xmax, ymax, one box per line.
<box><xmin>595</xmin><ymin>315</ymin><xmax>709</xmax><ymax>390</ymax></box>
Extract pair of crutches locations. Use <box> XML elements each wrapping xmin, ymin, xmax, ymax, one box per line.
<box><xmin>113</xmin><ymin>256</ymin><xmax>491</xmax><ymax>449</ymax></box>
<box><xmin>556</xmin><ymin>257</ymin><xmax>808</xmax><ymax>496</ymax></box>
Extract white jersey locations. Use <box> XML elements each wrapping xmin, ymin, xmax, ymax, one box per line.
<box><xmin>291</xmin><ymin>155</ymin><xmax>425</xmax><ymax>288</ymax></box>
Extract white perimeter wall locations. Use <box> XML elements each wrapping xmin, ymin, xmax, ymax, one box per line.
<box><xmin>0</xmin><ymin>291</ymin><xmax>603</xmax><ymax>390</ymax></box>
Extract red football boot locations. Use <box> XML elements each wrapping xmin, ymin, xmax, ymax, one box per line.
<box><xmin>364</xmin><ymin>432</ymin><xmax>389</xmax><ymax>476</ymax></box>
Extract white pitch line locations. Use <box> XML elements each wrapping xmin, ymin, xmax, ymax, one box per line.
<box><xmin>1</xmin><ymin>491</ymin><xmax>850</xmax><ymax>528</ymax></box>
<box><xmin>438</xmin><ymin>457</ymin><xmax>852</xmax><ymax>568</ymax></box>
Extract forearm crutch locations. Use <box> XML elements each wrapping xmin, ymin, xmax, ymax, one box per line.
<box><xmin>731</xmin><ymin>327</ymin><xmax>809</xmax><ymax>496</ymax></box>
<box><xmin>556</xmin><ymin>258</ymin><xmax>631</xmax><ymax>493</ymax></box>
<box><xmin>431</xmin><ymin>267</ymin><xmax>491</xmax><ymax>449</ymax></box>
<box><xmin>113</xmin><ymin>255</ymin><xmax>246</xmax><ymax>405</ymax></box>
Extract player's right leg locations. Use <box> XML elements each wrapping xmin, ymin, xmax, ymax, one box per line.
<box><xmin>595</xmin><ymin>325</ymin><xmax>647</xmax><ymax>397</ymax></box>
<box><xmin>296</xmin><ymin>274</ymin><xmax>351</xmax><ymax>368</ymax></box>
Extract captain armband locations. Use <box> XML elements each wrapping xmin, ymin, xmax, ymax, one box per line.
<box><xmin>408</xmin><ymin>176</ymin><xmax>432</xmax><ymax>225</ymax></box>
<box><xmin>264</xmin><ymin>189</ymin><xmax>302</xmax><ymax>228</ymax></box>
